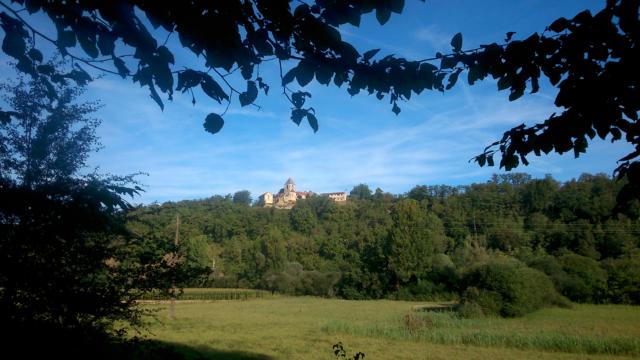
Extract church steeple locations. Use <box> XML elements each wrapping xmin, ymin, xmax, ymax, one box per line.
<box><xmin>284</xmin><ymin>178</ymin><xmax>296</xmax><ymax>193</ymax></box>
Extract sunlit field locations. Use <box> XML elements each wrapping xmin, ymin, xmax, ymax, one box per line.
<box><xmin>136</xmin><ymin>296</ymin><xmax>640</xmax><ymax>360</ymax></box>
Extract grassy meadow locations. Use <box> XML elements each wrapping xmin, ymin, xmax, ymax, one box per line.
<box><xmin>135</xmin><ymin>295</ymin><xmax>640</xmax><ymax>360</ymax></box>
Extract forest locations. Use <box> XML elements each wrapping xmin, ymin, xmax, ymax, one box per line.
<box><xmin>127</xmin><ymin>173</ymin><xmax>640</xmax><ymax>316</ymax></box>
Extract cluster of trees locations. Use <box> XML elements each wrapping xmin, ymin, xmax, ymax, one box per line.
<box><xmin>0</xmin><ymin>63</ymin><xmax>193</xmax><ymax>356</ymax></box>
<box><xmin>127</xmin><ymin>173</ymin><xmax>640</xmax><ymax>314</ymax></box>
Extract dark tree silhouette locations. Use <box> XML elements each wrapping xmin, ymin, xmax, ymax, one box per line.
<box><xmin>0</xmin><ymin>62</ymin><xmax>189</xmax><ymax>356</ymax></box>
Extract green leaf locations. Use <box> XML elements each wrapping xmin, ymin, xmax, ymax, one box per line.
<box><xmin>468</xmin><ymin>66</ymin><xmax>480</xmax><ymax>85</ymax></box>
<box><xmin>24</xmin><ymin>0</ymin><xmax>41</xmax><ymax>14</ymax></box>
<box><xmin>477</xmin><ymin>154</ymin><xmax>486</xmax><ymax>166</ymax></box>
<box><xmin>282</xmin><ymin>67</ymin><xmax>297</xmax><ymax>86</ymax></box>
<box><xmin>497</xmin><ymin>77</ymin><xmax>511</xmax><ymax>91</ymax></box>
<box><xmin>37</xmin><ymin>64</ymin><xmax>54</xmax><ymax>75</ymax></box>
<box><xmin>390</xmin><ymin>0</ymin><xmax>405</xmax><ymax>13</ymax></box>
<box><xmin>201</xmin><ymin>75</ymin><xmax>229</xmax><ymax>103</ymax></box>
<box><xmin>69</xmin><ymin>64</ymin><xmax>92</xmax><ymax>85</ymax></box>
<box><xmin>241</xmin><ymin>64</ymin><xmax>254</xmax><ymax>80</ymax></box>
<box><xmin>291</xmin><ymin>109</ymin><xmax>306</xmax><ymax>125</ymax></box>
<box><xmin>77</xmin><ymin>32</ymin><xmax>99</xmax><ymax>59</ymax></box>
<box><xmin>176</xmin><ymin>70</ymin><xmax>202</xmax><ymax>92</ymax></box>
<box><xmin>257</xmin><ymin>77</ymin><xmax>270</xmax><ymax>95</ymax></box>
<box><xmin>2</xmin><ymin>31</ymin><xmax>27</xmax><ymax>60</ymax></box>
<box><xmin>306</xmin><ymin>112</ymin><xmax>318</xmax><ymax>132</ymax></box>
<box><xmin>505</xmin><ymin>31</ymin><xmax>516</xmax><ymax>42</ymax></box>
<box><xmin>153</xmin><ymin>64</ymin><xmax>174</xmax><ymax>94</ymax></box>
<box><xmin>203</xmin><ymin>113</ymin><xmax>224</xmax><ymax>134</ymax></box>
<box><xmin>451</xmin><ymin>32</ymin><xmax>463</xmax><ymax>52</ymax></box>
<box><xmin>446</xmin><ymin>69</ymin><xmax>462</xmax><ymax>90</ymax></box>
<box><xmin>97</xmin><ymin>31</ymin><xmax>116</xmax><ymax>56</ymax></box>
<box><xmin>530</xmin><ymin>77</ymin><xmax>539</xmax><ymax>94</ymax></box>
<box><xmin>57</xmin><ymin>30</ymin><xmax>77</xmax><ymax>48</ymax></box>
<box><xmin>27</xmin><ymin>48</ymin><xmax>43</xmax><ymax>62</ymax></box>
<box><xmin>509</xmin><ymin>88</ymin><xmax>524</xmax><ymax>101</ymax></box>
<box><xmin>376</xmin><ymin>7</ymin><xmax>392</xmax><ymax>25</ymax></box>
<box><xmin>315</xmin><ymin>66</ymin><xmax>333</xmax><ymax>85</ymax></box>
<box><xmin>392</xmin><ymin>103</ymin><xmax>401</xmax><ymax>115</ymax></box>
<box><xmin>548</xmin><ymin>17</ymin><xmax>570</xmax><ymax>32</ymax></box>
<box><xmin>16</xmin><ymin>55</ymin><xmax>36</xmax><ymax>76</ymax></box>
<box><xmin>113</xmin><ymin>57</ymin><xmax>130</xmax><ymax>78</ymax></box>
<box><xmin>363</xmin><ymin>49</ymin><xmax>380</xmax><ymax>61</ymax></box>
<box><xmin>440</xmin><ymin>56</ymin><xmax>458</xmax><ymax>69</ymax></box>
<box><xmin>239</xmin><ymin>80</ymin><xmax>258</xmax><ymax>106</ymax></box>
<box><xmin>149</xmin><ymin>85</ymin><xmax>164</xmax><ymax>110</ymax></box>
<box><xmin>296</xmin><ymin>61</ymin><xmax>315</xmax><ymax>87</ymax></box>
<box><xmin>291</xmin><ymin>91</ymin><xmax>308</xmax><ymax>108</ymax></box>
<box><xmin>157</xmin><ymin>45</ymin><xmax>175</xmax><ymax>64</ymax></box>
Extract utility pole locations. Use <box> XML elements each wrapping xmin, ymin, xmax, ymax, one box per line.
<box><xmin>472</xmin><ymin>211</ymin><xmax>478</xmax><ymax>247</ymax></box>
<box><xmin>169</xmin><ymin>214</ymin><xmax>180</xmax><ymax>320</ymax></box>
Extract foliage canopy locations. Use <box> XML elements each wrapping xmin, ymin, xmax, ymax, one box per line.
<box><xmin>127</xmin><ymin>173</ymin><xmax>640</xmax><ymax>310</ymax></box>
<box><xmin>0</xmin><ymin>0</ymin><xmax>637</xmax><ymax>197</ymax></box>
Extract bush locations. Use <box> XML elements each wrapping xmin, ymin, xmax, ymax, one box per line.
<box><xmin>602</xmin><ymin>256</ymin><xmax>640</xmax><ymax>304</ymax></box>
<box><xmin>396</xmin><ymin>279</ymin><xmax>455</xmax><ymax>301</ymax></box>
<box><xmin>557</xmin><ymin>252</ymin><xmax>607</xmax><ymax>303</ymax></box>
<box><xmin>263</xmin><ymin>262</ymin><xmax>340</xmax><ymax>297</ymax></box>
<box><xmin>460</xmin><ymin>258</ymin><xmax>569</xmax><ymax>317</ymax></box>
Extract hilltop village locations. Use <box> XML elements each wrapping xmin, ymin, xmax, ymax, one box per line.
<box><xmin>257</xmin><ymin>178</ymin><xmax>347</xmax><ymax>209</ymax></box>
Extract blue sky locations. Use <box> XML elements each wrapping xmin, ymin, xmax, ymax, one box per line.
<box><xmin>3</xmin><ymin>0</ymin><xmax>632</xmax><ymax>203</ymax></box>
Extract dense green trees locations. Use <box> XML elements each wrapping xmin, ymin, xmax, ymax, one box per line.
<box><xmin>460</xmin><ymin>257</ymin><xmax>569</xmax><ymax>318</ymax></box>
<box><xmin>233</xmin><ymin>190</ymin><xmax>252</xmax><ymax>206</ymax></box>
<box><xmin>126</xmin><ymin>172</ymin><xmax>640</xmax><ymax>311</ymax></box>
<box><xmin>0</xmin><ymin>63</ymin><xmax>176</xmax><ymax>355</ymax></box>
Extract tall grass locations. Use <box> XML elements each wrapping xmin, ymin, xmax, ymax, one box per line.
<box><xmin>138</xmin><ymin>288</ymin><xmax>271</xmax><ymax>301</ymax></box>
<box><xmin>321</xmin><ymin>311</ymin><xmax>640</xmax><ymax>356</ymax></box>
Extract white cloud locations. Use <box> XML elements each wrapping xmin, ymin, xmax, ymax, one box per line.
<box><xmin>413</xmin><ymin>25</ymin><xmax>452</xmax><ymax>51</ymax></box>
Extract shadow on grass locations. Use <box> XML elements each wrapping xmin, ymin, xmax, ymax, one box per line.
<box><xmin>6</xmin><ymin>326</ymin><xmax>272</xmax><ymax>360</ymax></box>
<box><xmin>130</xmin><ymin>339</ymin><xmax>274</xmax><ymax>360</ymax></box>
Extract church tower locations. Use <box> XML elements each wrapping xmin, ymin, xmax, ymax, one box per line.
<box><xmin>283</xmin><ymin>178</ymin><xmax>297</xmax><ymax>203</ymax></box>
<box><xmin>284</xmin><ymin>178</ymin><xmax>296</xmax><ymax>193</ymax></box>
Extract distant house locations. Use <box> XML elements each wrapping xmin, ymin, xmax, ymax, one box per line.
<box><xmin>323</xmin><ymin>192</ymin><xmax>348</xmax><ymax>202</ymax></box>
<box><xmin>257</xmin><ymin>178</ymin><xmax>347</xmax><ymax>208</ymax></box>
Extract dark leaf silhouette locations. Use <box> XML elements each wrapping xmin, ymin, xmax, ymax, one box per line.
<box><xmin>307</xmin><ymin>112</ymin><xmax>319</xmax><ymax>132</ymax></box>
<box><xmin>451</xmin><ymin>32</ymin><xmax>463</xmax><ymax>52</ymax></box>
<box><xmin>239</xmin><ymin>80</ymin><xmax>258</xmax><ymax>106</ymax></box>
<box><xmin>203</xmin><ymin>113</ymin><xmax>225</xmax><ymax>134</ymax></box>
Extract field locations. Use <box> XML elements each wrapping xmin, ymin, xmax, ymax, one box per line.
<box><xmin>138</xmin><ymin>288</ymin><xmax>272</xmax><ymax>301</ymax></box>
<box><xmin>136</xmin><ymin>295</ymin><xmax>640</xmax><ymax>360</ymax></box>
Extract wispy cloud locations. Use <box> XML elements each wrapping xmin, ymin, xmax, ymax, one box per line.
<box><xmin>413</xmin><ymin>25</ymin><xmax>452</xmax><ymax>52</ymax></box>
<box><xmin>337</xmin><ymin>27</ymin><xmax>421</xmax><ymax>59</ymax></box>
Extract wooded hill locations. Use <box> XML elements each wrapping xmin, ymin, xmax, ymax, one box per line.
<box><xmin>126</xmin><ymin>173</ymin><xmax>640</xmax><ymax>310</ymax></box>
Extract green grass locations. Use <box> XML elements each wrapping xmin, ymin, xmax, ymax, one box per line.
<box><xmin>138</xmin><ymin>288</ymin><xmax>271</xmax><ymax>301</ymax></box>
<box><xmin>136</xmin><ymin>296</ymin><xmax>640</xmax><ymax>359</ymax></box>
<box><xmin>323</xmin><ymin>310</ymin><xmax>640</xmax><ymax>356</ymax></box>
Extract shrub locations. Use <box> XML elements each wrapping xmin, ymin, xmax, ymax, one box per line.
<box><xmin>263</xmin><ymin>262</ymin><xmax>340</xmax><ymax>297</ymax></box>
<box><xmin>557</xmin><ymin>252</ymin><xmax>607</xmax><ymax>303</ymax></box>
<box><xmin>601</xmin><ymin>256</ymin><xmax>640</xmax><ymax>304</ymax></box>
<box><xmin>460</xmin><ymin>258</ymin><xmax>569</xmax><ymax>317</ymax></box>
<box><xmin>403</xmin><ymin>312</ymin><xmax>434</xmax><ymax>334</ymax></box>
<box><xmin>396</xmin><ymin>279</ymin><xmax>455</xmax><ymax>301</ymax></box>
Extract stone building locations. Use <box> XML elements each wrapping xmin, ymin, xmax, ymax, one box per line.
<box><xmin>324</xmin><ymin>192</ymin><xmax>348</xmax><ymax>202</ymax></box>
<box><xmin>257</xmin><ymin>178</ymin><xmax>347</xmax><ymax>208</ymax></box>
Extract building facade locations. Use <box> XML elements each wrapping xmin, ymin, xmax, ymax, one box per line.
<box><xmin>257</xmin><ymin>178</ymin><xmax>347</xmax><ymax>208</ymax></box>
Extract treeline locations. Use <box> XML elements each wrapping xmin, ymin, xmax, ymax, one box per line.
<box><xmin>126</xmin><ymin>173</ymin><xmax>640</xmax><ymax>311</ymax></box>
